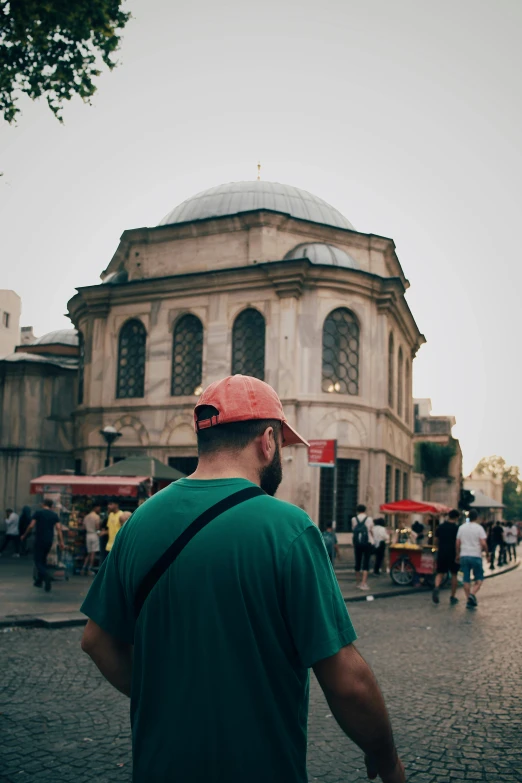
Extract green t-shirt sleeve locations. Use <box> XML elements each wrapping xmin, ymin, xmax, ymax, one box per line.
<box><xmin>80</xmin><ymin>532</ymin><xmax>135</xmax><ymax>644</ymax></box>
<box><xmin>283</xmin><ymin>525</ymin><xmax>357</xmax><ymax>669</ymax></box>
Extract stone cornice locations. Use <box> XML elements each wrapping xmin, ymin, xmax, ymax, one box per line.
<box><xmin>68</xmin><ymin>258</ymin><xmax>424</xmax><ymax>345</ymax></box>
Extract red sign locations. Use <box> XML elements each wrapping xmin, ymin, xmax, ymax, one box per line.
<box><xmin>308</xmin><ymin>439</ymin><xmax>337</xmax><ymax>467</ymax></box>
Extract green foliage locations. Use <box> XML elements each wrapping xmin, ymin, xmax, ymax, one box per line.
<box><xmin>474</xmin><ymin>455</ymin><xmax>522</xmax><ymax>521</ymax></box>
<box><xmin>415</xmin><ymin>439</ymin><xmax>457</xmax><ymax>480</ymax></box>
<box><xmin>0</xmin><ymin>0</ymin><xmax>130</xmax><ymax>123</ymax></box>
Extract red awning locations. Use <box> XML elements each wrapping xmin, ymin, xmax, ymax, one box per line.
<box><xmin>379</xmin><ymin>499</ymin><xmax>452</xmax><ymax>515</ymax></box>
<box><xmin>30</xmin><ymin>475</ymin><xmax>149</xmax><ymax>498</ymax></box>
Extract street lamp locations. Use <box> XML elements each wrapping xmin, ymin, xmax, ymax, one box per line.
<box><xmin>100</xmin><ymin>425</ymin><xmax>122</xmax><ymax>467</ymax></box>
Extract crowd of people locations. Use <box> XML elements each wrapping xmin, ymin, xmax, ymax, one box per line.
<box><xmin>322</xmin><ymin>504</ymin><xmax>391</xmax><ymax>590</ymax></box>
<box><xmin>0</xmin><ymin>500</ymin><xmax>132</xmax><ymax>591</ymax></box>
<box><xmin>321</xmin><ymin>506</ymin><xmax>520</xmax><ymax>607</ymax></box>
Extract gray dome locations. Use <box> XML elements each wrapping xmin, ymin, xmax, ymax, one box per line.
<box><xmin>159</xmin><ymin>181</ymin><xmax>354</xmax><ymax>231</ymax></box>
<box><xmin>102</xmin><ymin>270</ymin><xmax>129</xmax><ymax>285</ymax></box>
<box><xmin>32</xmin><ymin>329</ymin><xmax>78</xmax><ymax>347</ymax></box>
<box><xmin>284</xmin><ymin>243</ymin><xmax>360</xmax><ymax>269</ymax></box>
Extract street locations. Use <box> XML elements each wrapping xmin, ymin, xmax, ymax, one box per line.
<box><xmin>1</xmin><ymin>567</ymin><xmax>521</xmax><ymax>783</ymax></box>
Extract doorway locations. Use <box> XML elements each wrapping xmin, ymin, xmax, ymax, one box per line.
<box><xmin>319</xmin><ymin>459</ymin><xmax>360</xmax><ymax>532</ymax></box>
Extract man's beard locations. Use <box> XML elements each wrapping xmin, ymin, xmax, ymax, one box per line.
<box><xmin>259</xmin><ymin>442</ymin><xmax>283</xmax><ymax>497</ymax></box>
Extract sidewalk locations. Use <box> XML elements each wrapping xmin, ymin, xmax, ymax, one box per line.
<box><xmin>0</xmin><ymin>550</ymin><xmax>519</xmax><ymax>628</ymax></box>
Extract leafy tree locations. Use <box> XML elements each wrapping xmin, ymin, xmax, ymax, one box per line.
<box><xmin>0</xmin><ymin>0</ymin><xmax>130</xmax><ymax>123</ymax></box>
<box><xmin>414</xmin><ymin>439</ymin><xmax>457</xmax><ymax>480</ymax></box>
<box><xmin>473</xmin><ymin>455</ymin><xmax>522</xmax><ymax>521</ymax></box>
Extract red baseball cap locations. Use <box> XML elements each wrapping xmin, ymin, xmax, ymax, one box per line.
<box><xmin>194</xmin><ymin>375</ymin><xmax>309</xmax><ymax>448</ymax></box>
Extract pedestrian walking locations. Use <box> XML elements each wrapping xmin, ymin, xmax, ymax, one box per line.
<box><xmin>432</xmin><ymin>509</ymin><xmax>460</xmax><ymax>606</ymax></box>
<box><xmin>351</xmin><ymin>504</ymin><xmax>374</xmax><ymax>590</ymax></box>
<box><xmin>0</xmin><ymin>508</ymin><xmax>20</xmax><ymax>557</ymax></box>
<box><xmin>322</xmin><ymin>523</ymin><xmax>340</xmax><ymax>566</ymax></box>
<box><xmin>504</xmin><ymin>521</ymin><xmax>518</xmax><ymax>562</ymax></box>
<box><xmin>105</xmin><ymin>502</ymin><xmax>123</xmax><ymax>554</ymax></box>
<box><xmin>373</xmin><ymin>519</ymin><xmax>389</xmax><ymax>575</ymax></box>
<box><xmin>490</xmin><ymin>520</ymin><xmax>505</xmax><ymax>568</ymax></box>
<box><xmin>21</xmin><ymin>499</ymin><xmax>64</xmax><ymax>592</ymax></box>
<box><xmin>456</xmin><ymin>509</ymin><xmax>488</xmax><ymax>609</ymax></box>
<box><xmin>81</xmin><ymin>375</ymin><xmax>405</xmax><ymax>783</ymax></box>
<box><xmin>82</xmin><ymin>505</ymin><xmax>101</xmax><ymax>575</ymax></box>
<box><xmin>98</xmin><ymin>510</ymin><xmax>109</xmax><ymax>565</ymax></box>
<box><xmin>18</xmin><ymin>505</ymin><xmax>32</xmax><ymax>556</ymax></box>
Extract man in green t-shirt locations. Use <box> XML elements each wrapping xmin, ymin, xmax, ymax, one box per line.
<box><xmin>81</xmin><ymin>375</ymin><xmax>405</xmax><ymax>783</ymax></box>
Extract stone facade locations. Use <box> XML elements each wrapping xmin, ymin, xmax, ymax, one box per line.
<box><xmin>412</xmin><ymin>398</ymin><xmax>462</xmax><ymax>509</ymax></box>
<box><xmin>0</xmin><ymin>356</ymin><xmax>77</xmax><ymax>510</ymax></box>
<box><xmin>69</xmin><ymin>196</ymin><xmax>424</xmax><ymax>536</ymax></box>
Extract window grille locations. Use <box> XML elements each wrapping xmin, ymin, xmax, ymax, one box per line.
<box><xmin>171</xmin><ymin>314</ymin><xmax>203</xmax><ymax>396</ymax></box>
<box><xmin>385</xmin><ymin>465</ymin><xmax>392</xmax><ymax>503</ymax></box>
<box><xmin>78</xmin><ymin>331</ymin><xmax>84</xmax><ymax>405</ymax></box>
<box><xmin>116</xmin><ymin>319</ymin><xmax>146</xmax><ymax>399</ymax></box>
<box><xmin>231</xmin><ymin>308</ymin><xmax>265</xmax><ymax>380</ymax></box>
<box><xmin>405</xmin><ymin>359</ymin><xmax>411</xmax><ymax>424</ymax></box>
<box><xmin>388</xmin><ymin>332</ymin><xmax>394</xmax><ymax>407</ymax></box>
<box><xmin>319</xmin><ymin>459</ymin><xmax>359</xmax><ymax>532</ymax></box>
<box><xmin>397</xmin><ymin>347</ymin><xmax>404</xmax><ymax>417</ymax></box>
<box><xmin>322</xmin><ymin>308</ymin><xmax>360</xmax><ymax>395</ymax></box>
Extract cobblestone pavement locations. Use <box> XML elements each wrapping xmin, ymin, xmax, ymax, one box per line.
<box><xmin>1</xmin><ymin>568</ymin><xmax>521</xmax><ymax>782</ymax></box>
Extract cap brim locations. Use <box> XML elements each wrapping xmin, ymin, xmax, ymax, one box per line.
<box><xmin>282</xmin><ymin>421</ymin><xmax>309</xmax><ymax>448</ymax></box>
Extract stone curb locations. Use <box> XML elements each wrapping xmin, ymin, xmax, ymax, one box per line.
<box><xmin>0</xmin><ymin>562</ymin><xmax>518</xmax><ymax>629</ymax></box>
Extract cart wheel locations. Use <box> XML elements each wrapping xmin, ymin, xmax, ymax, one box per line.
<box><xmin>390</xmin><ymin>558</ymin><xmax>415</xmax><ymax>586</ymax></box>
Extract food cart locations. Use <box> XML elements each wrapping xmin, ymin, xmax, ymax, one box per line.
<box><xmin>379</xmin><ymin>499</ymin><xmax>452</xmax><ymax>587</ymax></box>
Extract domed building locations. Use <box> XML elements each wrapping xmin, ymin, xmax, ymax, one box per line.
<box><xmin>0</xmin><ymin>329</ymin><xmax>79</xmax><ymax>508</ymax></box>
<box><xmin>67</xmin><ymin>180</ymin><xmax>424</xmax><ymax>532</ymax></box>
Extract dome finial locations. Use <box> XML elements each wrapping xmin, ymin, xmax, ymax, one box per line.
<box><xmin>257</xmin><ymin>161</ymin><xmax>261</xmax><ymax>181</ymax></box>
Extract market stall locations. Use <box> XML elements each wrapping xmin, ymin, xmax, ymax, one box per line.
<box><xmin>94</xmin><ymin>456</ymin><xmax>185</xmax><ymax>490</ymax></box>
<box><xmin>380</xmin><ymin>499</ymin><xmax>452</xmax><ymax>587</ymax></box>
<box><xmin>30</xmin><ymin>474</ymin><xmax>152</xmax><ymax>573</ymax></box>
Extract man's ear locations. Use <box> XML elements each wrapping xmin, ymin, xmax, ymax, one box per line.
<box><xmin>259</xmin><ymin>426</ymin><xmax>274</xmax><ymax>461</ymax></box>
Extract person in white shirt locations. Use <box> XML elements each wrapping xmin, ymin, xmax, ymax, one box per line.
<box><xmin>0</xmin><ymin>509</ymin><xmax>20</xmax><ymax>557</ymax></box>
<box><xmin>456</xmin><ymin>509</ymin><xmax>487</xmax><ymax>608</ymax></box>
<box><xmin>351</xmin><ymin>504</ymin><xmax>374</xmax><ymax>590</ymax></box>
<box><xmin>372</xmin><ymin>519</ymin><xmax>390</xmax><ymax>576</ymax></box>
<box><xmin>504</xmin><ymin>522</ymin><xmax>518</xmax><ymax>562</ymax></box>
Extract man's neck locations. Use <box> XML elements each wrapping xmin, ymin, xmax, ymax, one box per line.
<box><xmin>190</xmin><ymin>458</ymin><xmax>261</xmax><ymax>487</ymax></box>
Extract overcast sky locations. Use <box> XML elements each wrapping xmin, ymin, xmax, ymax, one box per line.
<box><xmin>1</xmin><ymin>0</ymin><xmax>520</xmax><ymax>474</ymax></box>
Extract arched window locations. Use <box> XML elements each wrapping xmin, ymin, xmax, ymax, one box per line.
<box><xmin>388</xmin><ymin>332</ymin><xmax>394</xmax><ymax>407</ymax></box>
<box><xmin>116</xmin><ymin>319</ymin><xmax>146</xmax><ymax>399</ymax></box>
<box><xmin>78</xmin><ymin>331</ymin><xmax>84</xmax><ymax>405</ymax></box>
<box><xmin>405</xmin><ymin>359</ymin><xmax>411</xmax><ymax>424</ymax></box>
<box><xmin>232</xmin><ymin>308</ymin><xmax>265</xmax><ymax>380</ymax></box>
<box><xmin>397</xmin><ymin>347</ymin><xmax>404</xmax><ymax>417</ymax></box>
<box><xmin>322</xmin><ymin>308</ymin><xmax>360</xmax><ymax>395</ymax></box>
<box><xmin>172</xmin><ymin>314</ymin><xmax>203</xmax><ymax>396</ymax></box>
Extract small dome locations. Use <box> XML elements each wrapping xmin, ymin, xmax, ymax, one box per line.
<box><xmin>284</xmin><ymin>243</ymin><xmax>360</xmax><ymax>269</ymax></box>
<box><xmin>32</xmin><ymin>329</ymin><xmax>79</xmax><ymax>347</ymax></box>
<box><xmin>102</xmin><ymin>270</ymin><xmax>129</xmax><ymax>285</ymax></box>
<box><xmin>159</xmin><ymin>181</ymin><xmax>354</xmax><ymax>231</ymax></box>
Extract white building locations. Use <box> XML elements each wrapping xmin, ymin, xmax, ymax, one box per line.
<box><xmin>0</xmin><ymin>290</ymin><xmax>21</xmax><ymax>357</ymax></box>
<box><xmin>67</xmin><ymin>180</ymin><xmax>425</xmax><ymax>533</ymax></box>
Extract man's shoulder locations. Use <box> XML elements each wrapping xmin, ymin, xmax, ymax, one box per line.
<box><xmin>257</xmin><ymin>494</ymin><xmax>314</xmax><ymax>528</ymax></box>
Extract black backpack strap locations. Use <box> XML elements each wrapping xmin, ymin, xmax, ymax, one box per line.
<box><xmin>133</xmin><ymin>485</ymin><xmax>265</xmax><ymax>620</ymax></box>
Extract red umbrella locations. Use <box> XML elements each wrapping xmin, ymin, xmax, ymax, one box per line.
<box><xmin>379</xmin><ymin>499</ymin><xmax>452</xmax><ymax>515</ymax></box>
